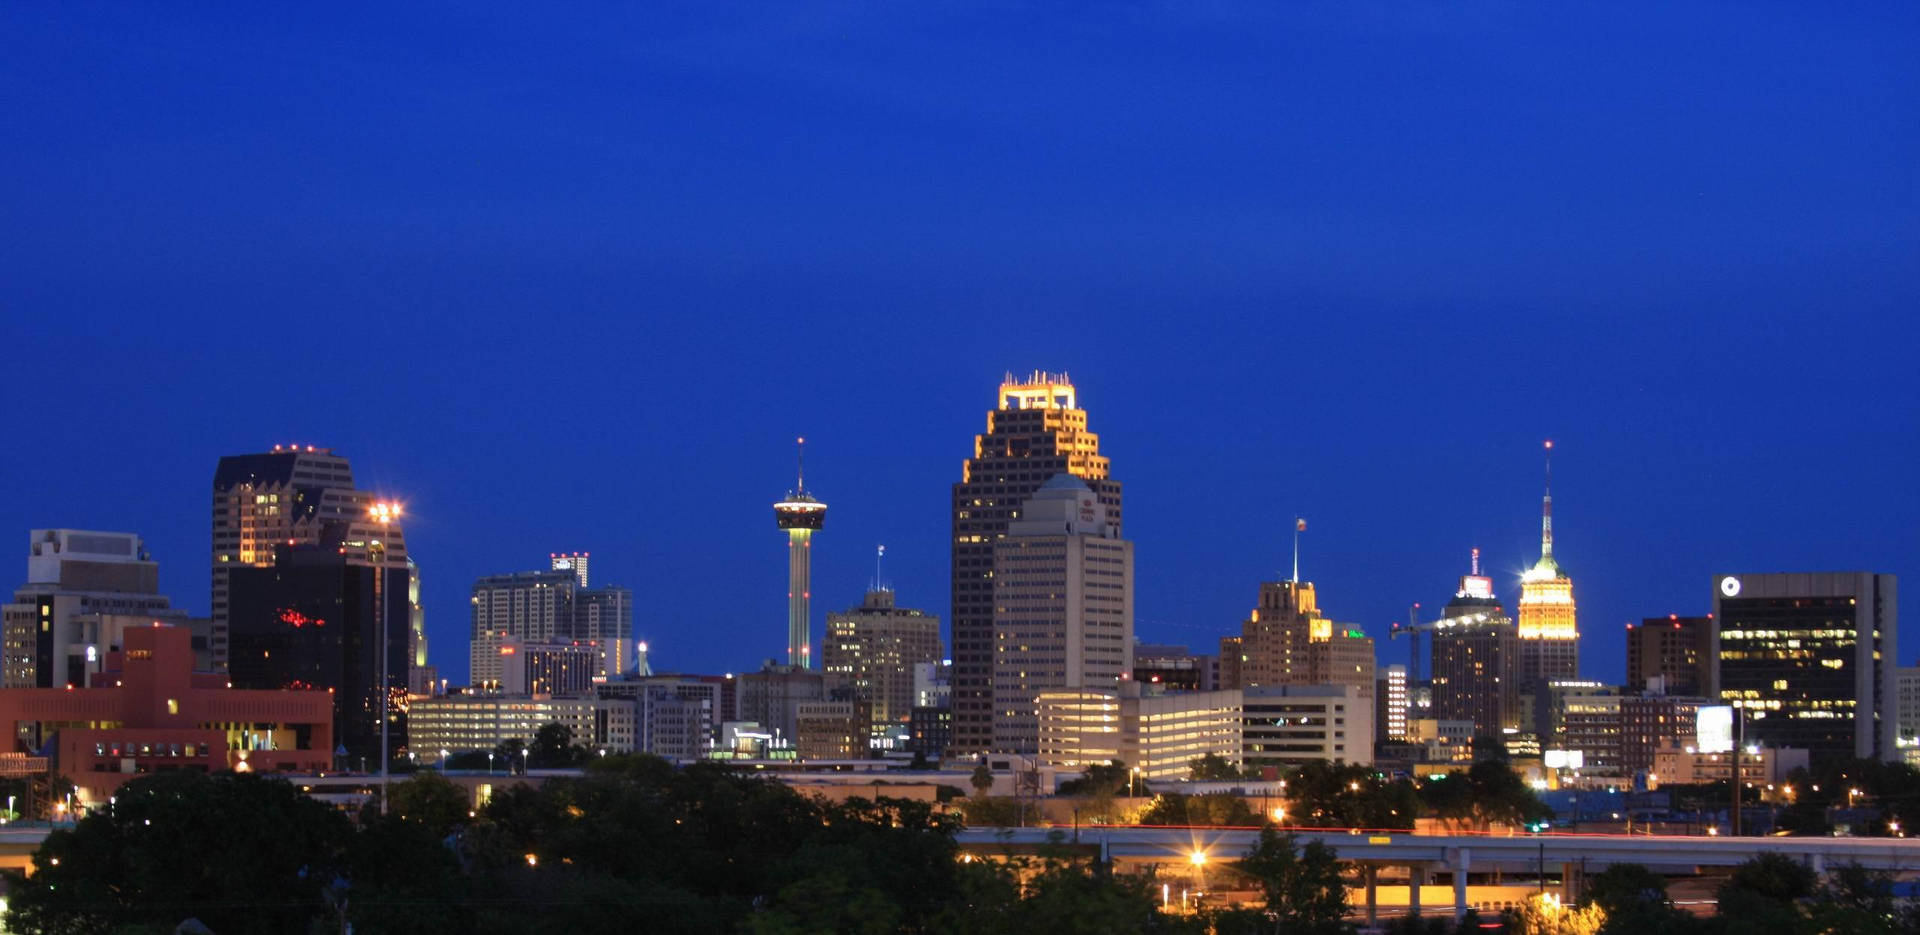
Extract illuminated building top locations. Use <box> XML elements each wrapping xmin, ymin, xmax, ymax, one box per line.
<box><xmin>999</xmin><ymin>371</ymin><xmax>1076</xmax><ymax>411</ymax></box>
<box><xmin>1517</xmin><ymin>441</ymin><xmax>1577</xmax><ymax>663</ymax></box>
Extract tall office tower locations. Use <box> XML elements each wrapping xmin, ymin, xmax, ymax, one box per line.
<box><xmin>212</xmin><ymin>446</ymin><xmax>406</xmax><ymax>672</ymax></box>
<box><xmin>1626</xmin><ymin>615</ymin><xmax>1713</xmax><ymax>696</ymax></box>
<box><xmin>470</xmin><ymin>569</ymin><xmax>632</xmax><ymax>687</ymax></box>
<box><xmin>1712</xmin><ymin>572</ymin><xmax>1899</xmax><ymax>762</ymax></box>
<box><xmin>1517</xmin><ymin>442</ymin><xmax>1578</xmax><ymax>690</ymax></box>
<box><xmin>989</xmin><ymin>475</ymin><xmax>1133</xmax><ymax>753</ymax></box>
<box><xmin>773</xmin><ymin>440</ymin><xmax>827</xmax><ymax>669</ymax></box>
<box><xmin>2</xmin><ymin>530</ymin><xmax>196</xmax><ymax>688</ymax></box>
<box><xmin>1896</xmin><ymin>665</ymin><xmax>1920</xmax><ymax>750</ymax></box>
<box><xmin>226</xmin><ymin>526</ymin><xmax>410</xmax><ymax>764</ymax></box>
<box><xmin>1219</xmin><ymin>579</ymin><xmax>1375</xmax><ymax>702</ymax></box>
<box><xmin>550</xmin><ymin>552</ymin><xmax>590</xmax><ymax>588</ymax></box>
<box><xmin>1377</xmin><ymin>664</ymin><xmax>1410</xmax><ymax>742</ymax></box>
<box><xmin>823</xmin><ymin>588</ymin><xmax>942</xmax><ymax>735</ymax></box>
<box><xmin>1429</xmin><ymin>554</ymin><xmax>1518</xmax><ymax>741</ymax></box>
<box><xmin>406</xmin><ymin>559</ymin><xmax>435</xmax><ymax>693</ymax></box>
<box><xmin>951</xmin><ymin>372</ymin><xmax>1121</xmax><ymax>755</ymax></box>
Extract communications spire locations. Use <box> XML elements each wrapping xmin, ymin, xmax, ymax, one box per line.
<box><xmin>1291</xmin><ymin>517</ymin><xmax>1306</xmax><ymax>584</ymax></box>
<box><xmin>1540</xmin><ymin>440</ymin><xmax>1554</xmax><ymax>564</ymax></box>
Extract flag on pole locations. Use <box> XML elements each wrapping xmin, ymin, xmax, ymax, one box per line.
<box><xmin>1296</xmin><ymin>518</ymin><xmax>1307</xmax><ymax>532</ymax></box>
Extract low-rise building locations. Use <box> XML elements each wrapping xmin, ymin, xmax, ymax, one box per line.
<box><xmin>0</xmin><ymin>623</ymin><xmax>332</xmax><ymax>801</ymax></box>
<box><xmin>1035</xmin><ymin>684</ymin><xmax>1242</xmax><ymax>781</ymax></box>
<box><xmin>407</xmin><ymin>694</ymin><xmax>629</xmax><ymax>755</ymax></box>
<box><xmin>1242</xmin><ymin>684</ymin><xmax>1372</xmax><ymax>770</ymax></box>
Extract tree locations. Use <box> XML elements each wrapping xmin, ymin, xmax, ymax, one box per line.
<box><xmin>1137</xmin><ymin>792</ymin><xmax>1259</xmax><ymax>827</ymax></box>
<box><xmin>959</xmin><ymin>795</ymin><xmax>1023</xmax><ymax>827</ymax></box>
<box><xmin>1057</xmin><ymin>760</ymin><xmax>1129</xmax><ymax>796</ymax></box>
<box><xmin>5</xmin><ymin>771</ymin><xmax>352</xmax><ymax>934</ymax></box>
<box><xmin>1189</xmin><ymin>753</ymin><xmax>1243</xmax><ymax>782</ymax></box>
<box><xmin>1233</xmin><ymin>828</ymin><xmax>1350</xmax><ymax>934</ymax></box>
<box><xmin>1713</xmin><ymin>853</ymin><xmax>1815</xmax><ymax>935</ymax></box>
<box><xmin>1419</xmin><ymin>759</ymin><xmax>1549</xmax><ymax>831</ymax></box>
<box><xmin>971</xmin><ymin>763</ymin><xmax>995</xmax><ymax>795</ymax></box>
<box><xmin>1583</xmin><ymin>862</ymin><xmax>1687</xmax><ymax>935</ymax></box>
<box><xmin>1286</xmin><ymin>760</ymin><xmax>1418</xmax><ymax>829</ymax></box>
<box><xmin>527</xmin><ymin>721</ymin><xmax>589</xmax><ymax>768</ymax></box>
<box><xmin>382</xmin><ymin>769</ymin><xmax>473</xmax><ymax>838</ymax></box>
<box><xmin>1807</xmin><ymin>863</ymin><xmax>1901</xmax><ymax>935</ymax></box>
<box><xmin>1509</xmin><ymin>893</ymin><xmax>1607</xmax><ymax>935</ymax></box>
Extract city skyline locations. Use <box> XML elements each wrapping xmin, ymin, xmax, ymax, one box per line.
<box><xmin>3</xmin><ymin>395</ymin><xmax>1911</xmax><ymax>692</ymax></box>
<box><xmin>4</xmin><ymin>5</ymin><xmax>1914</xmax><ymax>688</ymax></box>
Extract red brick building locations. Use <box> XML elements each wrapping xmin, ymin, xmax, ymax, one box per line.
<box><xmin>0</xmin><ymin>624</ymin><xmax>332</xmax><ymax>802</ymax></box>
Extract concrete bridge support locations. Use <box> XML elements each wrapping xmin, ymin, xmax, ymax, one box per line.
<box><xmin>1447</xmin><ymin>847</ymin><xmax>1471</xmax><ymax>922</ymax></box>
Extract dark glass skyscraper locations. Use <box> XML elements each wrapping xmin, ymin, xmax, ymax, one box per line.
<box><xmin>949</xmin><ymin>373</ymin><xmax>1120</xmax><ymax>756</ymax></box>
<box><xmin>212</xmin><ymin>447</ymin><xmax>409</xmax><ymax>673</ymax></box>
<box><xmin>227</xmin><ymin>528</ymin><xmax>410</xmax><ymax>766</ymax></box>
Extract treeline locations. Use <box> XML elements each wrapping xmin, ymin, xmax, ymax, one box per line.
<box><xmin>6</xmin><ymin>757</ymin><xmax>1916</xmax><ymax>934</ymax></box>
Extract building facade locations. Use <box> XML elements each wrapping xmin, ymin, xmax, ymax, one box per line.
<box><xmin>0</xmin><ymin>624</ymin><xmax>332</xmax><ymax>800</ymax></box>
<box><xmin>1133</xmin><ymin>643</ymin><xmax>1218</xmax><ymax>693</ymax></box>
<box><xmin>951</xmin><ymin>372</ymin><xmax>1122</xmax><ymax>755</ymax></box>
<box><xmin>822</xmin><ymin>589</ymin><xmax>942</xmax><ymax>734</ymax></box>
<box><xmin>1712</xmin><ymin>572</ymin><xmax>1898</xmax><ymax>762</ymax></box>
<box><xmin>989</xmin><ymin>475</ymin><xmax>1134</xmax><ymax>753</ymax></box>
<box><xmin>1220</xmin><ymin>580</ymin><xmax>1375</xmax><ymax>702</ymax></box>
<box><xmin>1626</xmin><ymin>615</ymin><xmax>1714</xmax><ymax>696</ymax></box>
<box><xmin>407</xmin><ymin>694</ymin><xmax>625</xmax><ymax>756</ymax></box>
<box><xmin>470</xmin><ymin>568</ymin><xmax>632</xmax><ymax>686</ymax></box>
<box><xmin>737</xmin><ymin>664</ymin><xmax>826</xmax><ymax>750</ymax></box>
<box><xmin>1242</xmin><ymin>684</ymin><xmax>1373</xmax><ymax>770</ymax></box>
<box><xmin>3</xmin><ymin>530</ymin><xmax>197</xmax><ymax>689</ymax></box>
<box><xmin>1035</xmin><ymin>684</ymin><xmax>1242</xmax><ymax>781</ymax></box>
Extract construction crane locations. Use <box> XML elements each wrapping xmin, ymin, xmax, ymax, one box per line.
<box><xmin>1387</xmin><ymin>602</ymin><xmax>1437</xmax><ymax>685</ymax></box>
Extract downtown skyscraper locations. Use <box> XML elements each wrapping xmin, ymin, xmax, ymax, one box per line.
<box><xmin>950</xmin><ymin>373</ymin><xmax>1120</xmax><ymax>756</ymax></box>
<box><xmin>211</xmin><ymin>446</ymin><xmax>414</xmax><ymax>673</ymax></box>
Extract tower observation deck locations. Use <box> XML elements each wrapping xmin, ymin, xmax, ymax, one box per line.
<box><xmin>774</xmin><ymin>438</ymin><xmax>827</xmax><ymax>668</ymax></box>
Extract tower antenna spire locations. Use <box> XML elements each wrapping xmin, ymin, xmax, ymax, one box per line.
<box><xmin>1291</xmin><ymin>517</ymin><xmax>1306</xmax><ymax>584</ymax></box>
<box><xmin>795</xmin><ymin>436</ymin><xmax>806</xmax><ymax>495</ymax></box>
<box><xmin>1471</xmin><ymin>547</ymin><xmax>1481</xmax><ymax>576</ymax></box>
<box><xmin>875</xmin><ymin>544</ymin><xmax>886</xmax><ymax>592</ymax></box>
<box><xmin>1541</xmin><ymin>440</ymin><xmax>1554</xmax><ymax>562</ymax></box>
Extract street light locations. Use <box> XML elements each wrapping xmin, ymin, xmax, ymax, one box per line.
<box><xmin>367</xmin><ymin>500</ymin><xmax>401</xmax><ymax>815</ymax></box>
<box><xmin>1129</xmin><ymin>766</ymin><xmax>1140</xmax><ymax>799</ymax></box>
<box><xmin>488</xmin><ymin>751</ymin><xmax>495</xmax><ymax>775</ymax></box>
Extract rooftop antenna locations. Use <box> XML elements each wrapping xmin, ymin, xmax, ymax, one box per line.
<box><xmin>1541</xmin><ymin>440</ymin><xmax>1554</xmax><ymax>562</ymax></box>
<box><xmin>1471</xmin><ymin>547</ymin><xmax>1481</xmax><ymax>576</ymax></box>
<box><xmin>1291</xmin><ymin>517</ymin><xmax>1306</xmax><ymax>584</ymax></box>
<box><xmin>795</xmin><ymin>437</ymin><xmax>806</xmax><ymax>496</ymax></box>
<box><xmin>875</xmin><ymin>544</ymin><xmax>886</xmax><ymax>592</ymax></box>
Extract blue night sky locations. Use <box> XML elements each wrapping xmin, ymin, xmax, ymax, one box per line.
<box><xmin>5</xmin><ymin>4</ymin><xmax>1916</xmax><ymax>687</ymax></box>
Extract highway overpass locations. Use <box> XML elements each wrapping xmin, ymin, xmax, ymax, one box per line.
<box><xmin>955</xmin><ymin>826</ymin><xmax>1920</xmax><ymax>921</ymax></box>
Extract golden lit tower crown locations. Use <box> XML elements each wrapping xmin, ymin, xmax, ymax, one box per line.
<box><xmin>1517</xmin><ymin>440</ymin><xmax>1577</xmax><ymax>684</ymax></box>
<box><xmin>774</xmin><ymin>438</ymin><xmax>826</xmax><ymax>669</ymax></box>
